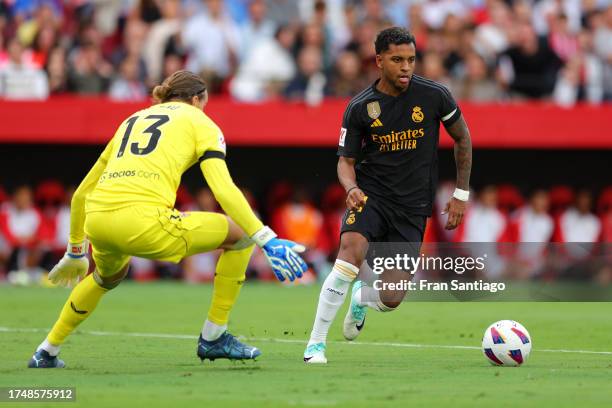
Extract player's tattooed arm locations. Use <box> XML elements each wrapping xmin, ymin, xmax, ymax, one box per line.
<box><xmin>443</xmin><ymin>114</ymin><xmax>472</xmax><ymax>230</ymax></box>
<box><xmin>445</xmin><ymin>115</ymin><xmax>472</xmax><ymax>191</ymax></box>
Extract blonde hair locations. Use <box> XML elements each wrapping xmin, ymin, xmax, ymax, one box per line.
<box><xmin>152</xmin><ymin>70</ymin><xmax>207</xmax><ymax>103</ymax></box>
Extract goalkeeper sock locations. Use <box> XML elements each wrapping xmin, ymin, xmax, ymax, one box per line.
<box><xmin>37</xmin><ymin>339</ymin><xmax>60</xmax><ymax>356</ymax></box>
<box><xmin>355</xmin><ymin>285</ymin><xmax>395</xmax><ymax>312</ymax></box>
<box><xmin>308</xmin><ymin>259</ymin><xmax>358</xmax><ymax>345</ymax></box>
<box><xmin>47</xmin><ymin>273</ymin><xmax>109</xmax><ymax>346</ymax></box>
<box><xmin>206</xmin><ymin>244</ymin><xmax>254</xmax><ymax>329</ymax></box>
<box><xmin>201</xmin><ymin>319</ymin><xmax>227</xmax><ymax>341</ymax></box>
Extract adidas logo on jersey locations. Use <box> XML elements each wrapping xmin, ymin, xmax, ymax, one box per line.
<box><xmin>370</xmin><ymin>119</ymin><xmax>383</xmax><ymax>128</ymax></box>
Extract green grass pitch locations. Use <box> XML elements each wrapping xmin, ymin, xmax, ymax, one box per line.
<box><xmin>1</xmin><ymin>282</ymin><xmax>611</xmax><ymax>407</ymax></box>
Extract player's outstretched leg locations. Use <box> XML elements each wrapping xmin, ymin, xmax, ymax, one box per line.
<box><xmin>28</xmin><ymin>269</ymin><xmax>122</xmax><ymax>368</ymax></box>
<box><xmin>197</xmin><ymin>242</ymin><xmax>260</xmax><ymax>361</ymax></box>
<box><xmin>304</xmin><ymin>259</ymin><xmax>359</xmax><ymax>364</ymax></box>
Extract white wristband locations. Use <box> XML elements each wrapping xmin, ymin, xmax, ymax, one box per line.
<box><xmin>453</xmin><ymin>188</ymin><xmax>470</xmax><ymax>202</ymax></box>
<box><xmin>251</xmin><ymin>226</ymin><xmax>277</xmax><ymax>247</ymax></box>
<box><xmin>67</xmin><ymin>241</ymin><xmax>88</xmax><ymax>258</ymax></box>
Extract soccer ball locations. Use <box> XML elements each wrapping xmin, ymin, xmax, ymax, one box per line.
<box><xmin>481</xmin><ymin>320</ymin><xmax>532</xmax><ymax>366</ymax></box>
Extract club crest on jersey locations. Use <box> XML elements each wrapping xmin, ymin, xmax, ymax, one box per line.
<box><xmin>346</xmin><ymin>212</ymin><xmax>356</xmax><ymax>225</ymax></box>
<box><xmin>367</xmin><ymin>101</ymin><xmax>381</xmax><ymax>119</ymax></box>
<box><xmin>411</xmin><ymin>106</ymin><xmax>424</xmax><ymax>123</ymax></box>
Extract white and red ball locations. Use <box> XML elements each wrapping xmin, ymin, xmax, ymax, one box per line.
<box><xmin>481</xmin><ymin>320</ymin><xmax>532</xmax><ymax>366</ymax></box>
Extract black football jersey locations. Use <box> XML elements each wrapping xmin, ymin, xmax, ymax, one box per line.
<box><xmin>337</xmin><ymin>75</ymin><xmax>461</xmax><ymax>216</ymax></box>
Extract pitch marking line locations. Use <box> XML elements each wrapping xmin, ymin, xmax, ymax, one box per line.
<box><xmin>2</xmin><ymin>326</ymin><xmax>612</xmax><ymax>355</ymax></box>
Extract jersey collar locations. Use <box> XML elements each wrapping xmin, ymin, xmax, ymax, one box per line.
<box><xmin>371</xmin><ymin>78</ymin><xmax>412</xmax><ymax>99</ymax></box>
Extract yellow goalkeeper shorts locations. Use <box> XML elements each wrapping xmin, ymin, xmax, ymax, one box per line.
<box><xmin>84</xmin><ymin>206</ymin><xmax>228</xmax><ymax>277</ymax></box>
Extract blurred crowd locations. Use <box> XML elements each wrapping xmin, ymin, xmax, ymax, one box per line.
<box><xmin>0</xmin><ymin>0</ymin><xmax>611</xmax><ymax>105</ymax></box>
<box><xmin>0</xmin><ymin>180</ymin><xmax>610</xmax><ymax>285</ymax></box>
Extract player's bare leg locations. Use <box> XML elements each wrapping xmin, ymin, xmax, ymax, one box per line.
<box><xmin>304</xmin><ymin>232</ymin><xmax>367</xmax><ymax>363</ymax></box>
<box><xmin>344</xmin><ymin>238</ymin><xmax>424</xmax><ymax>341</ymax></box>
<box><xmin>343</xmin><ymin>262</ymin><xmax>413</xmax><ymax>342</ymax></box>
<box><xmin>197</xmin><ymin>217</ymin><xmax>261</xmax><ymax>361</ymax></box>
<box><xmin>28</xmin><ymin>265</ymin><xmax>129</xmax><ymax>368</ymax></box>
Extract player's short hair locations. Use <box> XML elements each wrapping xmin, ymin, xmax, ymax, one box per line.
<box><xmin>374</xmin><ymin>27</ymin><xmax>416</xmax><ymax>54</ymax></box>
<box><xmin>152</xmin><ymin>70</ymin><xmax>207</xmax><ymax>103</ymax></box>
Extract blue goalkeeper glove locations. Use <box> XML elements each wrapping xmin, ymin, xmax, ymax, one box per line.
<box><xmin>251</xmin><ymin>227</ymin><xmax>308</xmax><ymax>282</ymax></box>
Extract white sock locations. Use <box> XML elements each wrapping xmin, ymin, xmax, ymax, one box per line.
<box><xmin>308</xmin><ymin>259</ymin><xmax>358</xmax><ymax>345</ymax></box>
<box><xmin>37</xmin><ymin>338</ymin><xmax>60</xmax><ymax>356</ymax></box>
<box><xmin>202</xmin><ymin>319</ymin><xmax>227</xmax><ymax>341</ymax></box>
<box><xmin>355</xmin><ymin>285</ymin><xmax>395</xmax><ymax>312</ymax></box>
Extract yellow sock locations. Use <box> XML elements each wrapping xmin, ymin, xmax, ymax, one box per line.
<box><xmin>47</xmin><ymin>274</ymin><xmax>108</xmax><ymax>345</ymax></box>
<box><xmin>207</xmin><ymin>245</ymin><xmax>255</xmax><ymax>325</ymax></box>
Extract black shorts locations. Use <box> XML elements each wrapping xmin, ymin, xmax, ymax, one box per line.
<box><xmin>340</xmin><ymin>196</ymin><xmax>427</xmax><ymax>243</ymax></box>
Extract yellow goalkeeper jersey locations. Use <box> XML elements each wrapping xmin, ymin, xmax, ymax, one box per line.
<box><xmin>86</xmin><ymin>102</ymin><xmax>226</xmax><ymax>212</ymax></box>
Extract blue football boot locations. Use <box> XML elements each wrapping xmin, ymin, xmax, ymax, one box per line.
<box><xmin>28</xmin><ymin>349</ymin><xmax>65</xmax><ymax>368</ymax></box>
<box><xmin>197</xmin><ymin>332</ymin><xmax>261</xmax><ymax>361</ymax></box>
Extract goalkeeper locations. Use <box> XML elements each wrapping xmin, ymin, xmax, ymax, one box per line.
<box><xmin>28</xmin><ymin>70</ymin><xmax>307</xmax><ymax>368</ymax></box>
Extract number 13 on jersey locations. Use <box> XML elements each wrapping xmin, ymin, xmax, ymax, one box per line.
<box><xmin>117</xmin><ymin>115</ymin><xmax>170</xmax><ymax>158</ymax></box>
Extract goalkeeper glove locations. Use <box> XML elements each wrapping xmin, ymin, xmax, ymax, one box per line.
<box><xmin>251</xmin><ymin>226</ymin><xmax>308</xmax><ymax>282</ymax></box>
<box><xmin>48</xmin><ymin>241</ymin><xmax>89</xmax><ymax>287</ymax></box>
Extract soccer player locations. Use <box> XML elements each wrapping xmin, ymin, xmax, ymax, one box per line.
<box><xmin>303</xmin><ymin>27</ymin><xmax>472</xmax><ymax>363</ymax></box>
<box><xmin>28</xmin><ymin>70</ymin><xmax>308</xmax><ymax>368</ymax></box>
